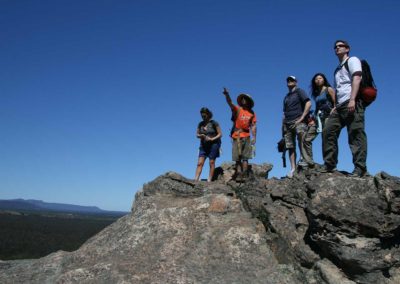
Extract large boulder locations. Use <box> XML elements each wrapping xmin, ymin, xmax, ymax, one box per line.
<box><xmin>1</xmin><ymin>168</ymin><xmax>400</xmax><ymax>283</ymax></box>
<box><xmin>306</xmin><ymin>172</ymin><xmax>400</xmax><ymax>283</ymax></box>
<box><xmin>0</xmin><ymin>172</ymin><xmax>304</xmax><ymax>284</ymax></box>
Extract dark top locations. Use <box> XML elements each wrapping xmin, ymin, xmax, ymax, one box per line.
<box><xmin>197</xmin><ymin>120</ymin><xmax>221</xmax><ymax>145</ymax></box>
<box><xmin>313</xmin><ymin>88</ymin><xmax>333</xmax><ymax>116</ymax></box>
<box><xmin>283</xmin><ymin>88</ymin><xmax>310</xmax><ymax>123</ymax></box>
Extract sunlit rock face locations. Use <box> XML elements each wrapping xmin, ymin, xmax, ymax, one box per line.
<box><xmin>1</xmin><ymin>165</ymin><xmax>399</xmax><ymax>284</ymax></box>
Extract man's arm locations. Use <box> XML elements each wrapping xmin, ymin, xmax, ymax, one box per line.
<box><xmin>251</xmin><ymin>122</ymin><xmax>257</xmax><ymax>145</ymax></box>
<box><xmin>347</xmin><ymin>57</ymin><xmax>362</xmax><ymax>113</ymax></box>
<box><xmin>348</xmin><ymin>73</ymin><xmax>362</xmax><ymax>112</ymax></box>
<box><xmin>282</xmin><ymin>115</ymin><xmax>285</xmax><ymax>129</ymax></box>
<box><xmin>296</xmin><ymin>100</ymin><xmax>311</xmax><ymax>124</ymax></box>
<box><xmin>222</xmin><ymin>87</ymin><xmax>235</xmax><ymax>111</ymax></box>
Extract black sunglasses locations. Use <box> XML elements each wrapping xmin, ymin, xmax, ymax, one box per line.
<box><xmin>334</xmin><ymin>44</ymin><xmax>348</xmax><ymax>49</ymax></box>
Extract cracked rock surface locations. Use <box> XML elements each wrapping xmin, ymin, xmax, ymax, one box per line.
<box><xmin>1</xmin><ymin>164</ymin><xmax>399</xmax><ymax>284</ymax></box>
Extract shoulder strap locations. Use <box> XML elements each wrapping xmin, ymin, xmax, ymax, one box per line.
<box><xmin>334</xmin><ymin>57</ymin><xmax>350</xmax><ymax>75</ymax></box>
<box><xmin>342</xmin><ymin>57</ymin><xmax>351</xmax><ymax>73</ymax></box>
<box><xmin>343</xmin><ymin>58</ymin><xmax>350</xmax><ymax>73</ymax></box>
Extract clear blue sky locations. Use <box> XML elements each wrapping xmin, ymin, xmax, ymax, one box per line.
<box><xmin>1</xmin><ymin>0</ymin><xmax>399</xmax><ymax>211</ymax></box>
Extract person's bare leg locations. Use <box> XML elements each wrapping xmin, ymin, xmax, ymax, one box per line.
<box><xmin>195</xmin><ymin>157</ymin><xmax>206</xmax><ymax>181</ymax></box>
<box><xmin>288</xmin><ymin>148</ymin><xmax>296</xmax><ymax>177</ymax></box>
<box><xmin>235</xmin><ymin>161</ymin><xmax>242</xmax><ymax>179</ymax></box>
<box><xmin>242</xmin><ymin>160</ymin><xmax>249</xmax><ymax>177</ymax></box>
<box><xmin>207</xmin><ymin>159</ymin><xmax>216</xmax><ymax>182</ymax></box>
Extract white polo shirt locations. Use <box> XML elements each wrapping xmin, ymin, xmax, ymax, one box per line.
<box><xmin>334</xmin><ymin>56</ymin><xmax>362</xmax><ymax>105</ymax></box>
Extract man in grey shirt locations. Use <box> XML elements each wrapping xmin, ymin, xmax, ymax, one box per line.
<box><xmin>322</xmin><ymin>40</ymin><xmax>368</xmax><ymax>177</ymax></box>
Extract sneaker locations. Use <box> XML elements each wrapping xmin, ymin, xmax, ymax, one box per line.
<box><xmin>298</xmin><ymin>160</ymin><xmax>308</xmax><ymax>167</ymax></box>
<box><xmin>348</xmin><ymin>168</ymin><xmax>368</xmax><ymax>177</ymax></box>
<box><xmin>319</xmin><ymin>165</ymin><xmax>336</xmax><ymax>173</ymax></box>
<box><xmin>287</xmin><ymin>169</ymin><xmax>296</xmax><ymax>178</ymax></box>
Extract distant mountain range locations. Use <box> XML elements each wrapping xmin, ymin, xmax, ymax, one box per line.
<box><xmin>0</xmin><ymin>199</ymin><xmax>127</xmax><ymax>215</ymax></box>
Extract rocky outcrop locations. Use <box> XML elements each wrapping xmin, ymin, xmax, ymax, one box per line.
<box><xmin>0</xmin><ymin>164</ymin><xmax>399</xmax><ymax>283</ymax></box>
<box><xmin>239</xmin><ymin>166</ymin><xmax>400</xmax><ymax>284</ymax></box>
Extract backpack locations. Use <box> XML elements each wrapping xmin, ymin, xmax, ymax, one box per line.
<box><xmin>343</xmin><ymin>58</ymin><xmax>377</xmax><ymax>106</ymax></box>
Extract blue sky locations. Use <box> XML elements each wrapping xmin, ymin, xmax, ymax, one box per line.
<box><xmin>1</xmin><ymin>0</ymin><xmax>399</xmax><ymax>211</ymax></box>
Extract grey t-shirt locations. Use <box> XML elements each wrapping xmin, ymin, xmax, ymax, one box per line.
<box><xmin>197</xmin><ymin>120</ymin><xmax>221</xmax><ymax>144</ymax></box>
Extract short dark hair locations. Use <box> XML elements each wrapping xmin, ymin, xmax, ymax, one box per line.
<box><xmin>200</xmin><ymin>107</ymin><xmax>213</xmax><ymax>118</ymax></box>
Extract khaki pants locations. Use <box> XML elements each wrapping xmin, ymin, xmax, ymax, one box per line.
<box><xmin>232</xmin><ymin>137</ymin><xmax>252</xmax><ymax>161</ymax></box>
<box><xmin>283</xmin><ymin>122</ymin><xmax>307</xmax><ymax>165</ymax></box>
<box><xmin>283</xmin><ymin>122</ymin><xmax>307</xmax><ymax>149</ymax></box>
<box><xmin>301</xmin><ymin>125</ymin><xmax>318</xmax><ymax>165</ymax></box>
<box><xmin>322</xmin><ymin>101</ymin><xmax>367</xmax><ymax>171</ymax></box>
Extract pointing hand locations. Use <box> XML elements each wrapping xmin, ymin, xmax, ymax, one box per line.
<box><xmin>223</xmin><ymin>87</ymin><xmax>229</xmax><ymax>96</ymax></box>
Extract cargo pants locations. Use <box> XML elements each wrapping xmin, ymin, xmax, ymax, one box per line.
<box><xmin>301</xmin><ymin>124</ymin><xmax>318</xmax><ymax>166</ymax></box>
<box><xmin>322</xmin><ymin>100</ymin><xmax>367</xmax><ymax>171</ymax></box>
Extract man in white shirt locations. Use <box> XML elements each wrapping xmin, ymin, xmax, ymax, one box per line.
<box><xmin>321</xmin><ymin>40</ymin><xmax>368</xmax><ymax>177</ymax></box>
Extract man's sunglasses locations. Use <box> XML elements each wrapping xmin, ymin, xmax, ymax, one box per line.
<box><xmin>334</xmin><ymin>44</ymin><xmax>348</xmax><ymax>49</ymax></box>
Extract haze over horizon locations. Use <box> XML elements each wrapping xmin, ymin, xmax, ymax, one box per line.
<box><xmin>1</xmin><ymin>0</ymin><xmax>399</xmax><ymax>211</ymax></box>
<box><xmin>0</xmin><ymin>198</ymin><xmax>127</xmax><ymax>213</ymax></box>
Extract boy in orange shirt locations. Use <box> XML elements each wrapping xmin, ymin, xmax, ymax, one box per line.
<box><xmin>222</xmin><ymin>88</ymin><xmax>257</xmax><ymax>181</ymax></box>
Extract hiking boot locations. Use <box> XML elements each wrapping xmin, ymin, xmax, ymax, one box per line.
<box><xmin>241</xmin><ymin>172</ymin><xmax>250</xmax><ymax>181</ymax></box>
<box><xmin>348</xmin><ymin>168</ymin><xmax>368</xmax><ymax>177</ymax></box>
<box><xmin>319</xmin><ymin>165</ymin><xmax>336</xmax><ymax>173</ymax></box>
<box><xmin>235</xmin><ymin>173</ymin><xmax>247</xmax><ymax>182</ymax></box>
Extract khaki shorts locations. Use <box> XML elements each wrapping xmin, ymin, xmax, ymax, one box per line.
<box><xmin>232</xmin><ymin>137</ymin><xmax>252</xmax><ymax>161</ymax></box>
<box><xmin>283</xmin><ymin>122</ymin><xmax>307</xmax><ymax>149</ymax></box>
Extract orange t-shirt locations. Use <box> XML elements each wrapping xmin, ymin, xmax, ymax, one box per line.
<box><xmin>232</xmin><ymin>105</ymin><xmax>257</xmax><ymax>138</ymax></box>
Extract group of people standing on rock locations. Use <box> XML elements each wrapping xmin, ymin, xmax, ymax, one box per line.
<box><xmin>194</xmin><ymin>89</ymin><xmax>256</xmax><ymax>182</ymax></box>
<box><xmin>195</xmin><ymin>39</ymin><xmax>370</xmax><ymax>182</ymax></box>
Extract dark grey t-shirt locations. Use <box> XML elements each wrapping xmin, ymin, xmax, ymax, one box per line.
<box><xmin>283</xmin><ymin>88</ymin><xmax>310</xmax><ymax>123</ymax></box>
<box><xmin>197</xmin><ymin>120</ymin><xmax>221</xmax><ymax>144</ymax></box>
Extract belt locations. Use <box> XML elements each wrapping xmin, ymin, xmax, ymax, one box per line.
<box><xmin>233</xmin><ymin>128</ymin><xmax>250</xmax><ymax>133</ymax></box>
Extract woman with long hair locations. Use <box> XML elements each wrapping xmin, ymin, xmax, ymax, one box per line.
<box><xmin>301</xmin><ymin>73</ymin><xmax>335</xmax><ymax>167</ymax></box>
<box><xmin>194</xmin><ymin>107</ymin><xmax>222</xmax><ymax>182</ymax></box>
<box><xmin>311</xmin><ymin>73</ymin><xmax>336</xmax><ymax>123</ymax></box>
